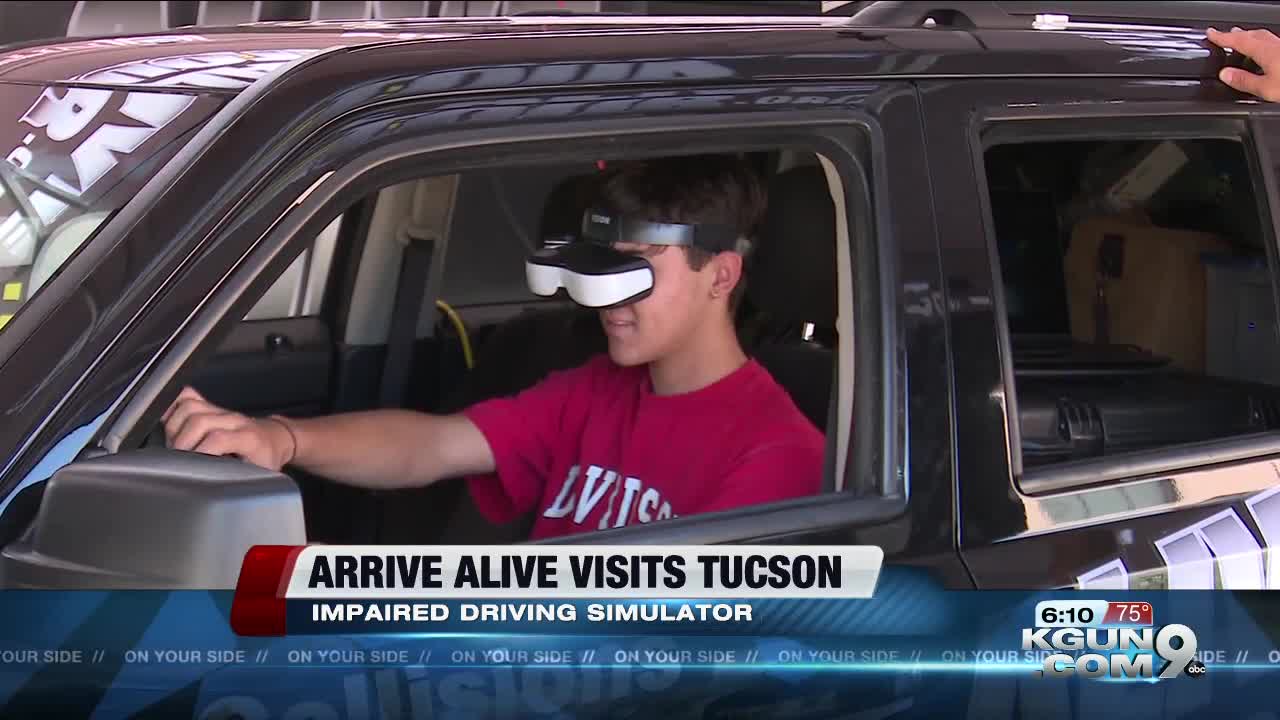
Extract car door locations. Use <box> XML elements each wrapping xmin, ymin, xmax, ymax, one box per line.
<box><xmin>925</xmin><ymin>68</ymin><xmax>1280</xmax><ymax>589</ymax></box>
<box><xmin>0</xmin><ymin>27</ymin><xmax>970</xmax><ymax>586</ymax></box>
<box><xmin>0</xmin><ymin>34</ymin><xmax>964</xmax><ymax>718</ymax></box>
<box><xmin>73</xmin><ymin>73</ymin><xmax>960</xmax><ymax>572</ymax></box>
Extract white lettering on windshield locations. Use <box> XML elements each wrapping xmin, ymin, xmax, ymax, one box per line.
<box><xmin>0</xmin><ymin>82</ymin><xmax>205</xmax><ymax>263</ymax></box>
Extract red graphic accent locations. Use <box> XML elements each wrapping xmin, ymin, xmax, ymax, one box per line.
<box><xmin>1104</xmin><ymin>601</ymin><xmax>1153</xmax><ymax>626</ymax></box>
<box><xmin>230</xmin><ymin>545</ymin><xmax>305</xmax><ymax>636</ymax></box>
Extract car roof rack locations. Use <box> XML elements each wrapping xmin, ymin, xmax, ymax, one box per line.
<box><xmin>846</xmin><ymin>1</ymin><xmax>1280</xmax><ymax>30</ymax></box>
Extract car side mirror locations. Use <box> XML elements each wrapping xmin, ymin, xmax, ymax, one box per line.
<box><xmin>0</xmin><ymin>449</ymin><xmax>305</xmax><ymax>590</ymax></box>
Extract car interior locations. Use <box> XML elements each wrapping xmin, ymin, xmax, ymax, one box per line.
<box><xmin>984</xmin><ymin>135</ymin><xmax>1280</xmax><ymax>474</ymax></box>
<box><xmin>179</xmin><ymin>148</ymin><xmax>847</xmax><ymax>545</ymax></box>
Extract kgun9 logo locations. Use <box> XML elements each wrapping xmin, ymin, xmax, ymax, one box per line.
<box><xmin>1021</xmin><ymin>624</ymin><xmax>1204</xmax><ymax>680</ymax></box>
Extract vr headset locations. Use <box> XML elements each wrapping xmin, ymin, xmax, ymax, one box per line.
<box><xmin>526</xmin><ymin>208</ymin><xmax>740</xmax><ymax>309</ymax></box>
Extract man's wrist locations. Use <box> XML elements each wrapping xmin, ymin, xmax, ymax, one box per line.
<box><xmin>265</xmin><ymin>415</ymin><xmax>299</xmax><ymax>468</ymax></box>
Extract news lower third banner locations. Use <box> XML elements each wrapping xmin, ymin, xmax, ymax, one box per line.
<box><xmin>0</xmin><ymin>547</ymin><xmax>1279</xmax><ymax>718</ymax></box>
<box><xmin>230</xmin><ymin>546</ymin><xmax>883</xmax><ymax>636</ymax></box>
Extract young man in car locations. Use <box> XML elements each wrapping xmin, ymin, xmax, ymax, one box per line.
<box><xmin>163</xmin><ymin>154</ymin><xmax>825</xmax><ymax>539</ymax></box>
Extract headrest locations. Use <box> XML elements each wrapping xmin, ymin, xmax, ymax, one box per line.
<box><xmin>747</xmin><ymin>165</ymin><xmax>838</xmax><ymax>328</ymax></box>
<box><xmin>539</xmin><ymin>173</ymin><xmax>596</xmax><ymax>244</ymax></box>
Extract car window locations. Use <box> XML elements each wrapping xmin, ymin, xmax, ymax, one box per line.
<box><xmin>243</xmin><ymin>215</ymin><xmax>343</xmax><ymax>320</ymax></box>
<box><xmin>981</xmin><ymin>128</ymin><xmax>1280</xmax><ymax>483</ymax></box>
<box><xmin>0</xmin><ymin>81</ymin><xmax>226</xmax><ymax>332</ymax></box>
<box><xmin>139</xmin><ymin>138</ymin><xmax>867</xmax><ymax>546</ymax></box>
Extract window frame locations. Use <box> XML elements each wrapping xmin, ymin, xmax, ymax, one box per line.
<box><xmin>970</xmin><ymin>109</ymin><xmax>1280</xmax><ymax>497</ymax></box>
<box><xmin>96</xmin><ymin>107</ymin><xmax>907</xmax><ymax>545</ymax></box>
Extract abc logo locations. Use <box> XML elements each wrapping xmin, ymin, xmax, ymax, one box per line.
<box><xmin>1185</xmin><ymin>660</ymin><xmax>1208</xmax><ymax>678</ymax></box>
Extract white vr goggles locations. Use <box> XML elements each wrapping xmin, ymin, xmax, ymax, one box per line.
<box><xmin>525</xmin><ymin>208</ymin><xmax>739</xmax><ymax>309</ymax></box>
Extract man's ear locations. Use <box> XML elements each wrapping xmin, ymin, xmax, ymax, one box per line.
<box><xmin>711</xmin><ymin>252</ymin><xmax>743</xmax><ymax>300</ymax></box>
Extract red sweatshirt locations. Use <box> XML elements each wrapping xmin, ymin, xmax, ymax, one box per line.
<box><xmin>462</xmin><ymin>354</ymin><xmax>824</xmax><ymax>540</ymax></box>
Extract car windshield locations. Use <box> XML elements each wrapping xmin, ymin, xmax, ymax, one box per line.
<box><xmin>0</xmin><ymin>81</ymin><xmax>229</xmax><ymax>333</ymax></box>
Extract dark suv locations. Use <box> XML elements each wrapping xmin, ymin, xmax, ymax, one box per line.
<box><xmin>1</xmin><ymin>1</ymin><xmax>1280</xmax><ymax>592</ymax></box>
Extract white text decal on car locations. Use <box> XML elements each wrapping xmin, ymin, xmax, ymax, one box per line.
<box><xmin>74</xmin><ymin>48</ymin><xmax>320</xmax><ymax>90</ymax></box>
<box><xmin>4</xmin><ymin>86</ymin><xmax>195</xmax><ymax>242</ymax></box>
<box><xmin>1077</xmin><ymin>486</ymin><xmax>1280</xmax><ymax>590</ymax></box>
<box><xmin>1</xmin><ymin>49</ymin><xmax>318</xmax><ymax>269</ymax></box>
<box><xmin>0</xmin><ymin>35</ymin><xmax>210</xmax><ymax>72</ymax></box>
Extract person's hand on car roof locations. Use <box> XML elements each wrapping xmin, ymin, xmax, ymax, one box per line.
<box><xmin>1208</xmin><ymin>27</ymin><xmax>1280</xmax><ymax>102</ymax></box>
<box><xmin>162</xmin><ymin>386</ymin><xmax>295</xmax><ymax>471</ymax></box>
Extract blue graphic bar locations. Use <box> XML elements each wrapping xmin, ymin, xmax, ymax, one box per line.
<box><xmin>0</xmin><ymin>577</ymin><xmax>1278</xmax><ymax>718</ymax></box>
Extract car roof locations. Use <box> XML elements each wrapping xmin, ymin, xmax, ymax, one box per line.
<box><xmin>0</xmin><ymin>16</ymin><xmax>841</xmax><ymax>86</ymax></box>
<box><xmin>0</xmin><ymin>15</ymin><xmax>1225</xmax><ymax>91</ymax></box>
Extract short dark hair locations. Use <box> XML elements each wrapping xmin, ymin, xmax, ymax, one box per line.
<box><xmin>594</xmin><ymin>154</ymin><xmax>767</xmax><ymax>308</ymax></box>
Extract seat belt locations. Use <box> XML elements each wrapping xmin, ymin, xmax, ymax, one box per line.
<box><xmin>375</xmin><ymin>175</ymin><xmax>458</xmax><ymax>409</ymax></box>
<box><xmin>378</xmin><ymin>233</ymin><xmax>435</xmax><ymax>409</ymax></box>
<box><xmin>362</xmin><ymin>232</ymin><xmax>432</xmax><ymax>547</ymax></box>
